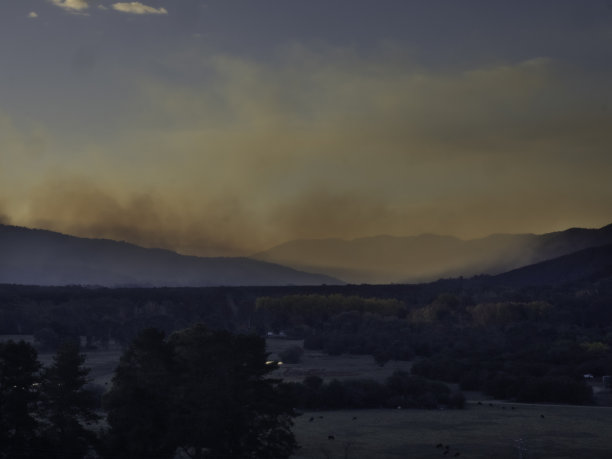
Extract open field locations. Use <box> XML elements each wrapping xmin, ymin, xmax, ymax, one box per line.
<box><xmin>267</xmin><ymin>339</ymin><xmax>612</xmax><ymax>458</ymax></box>
<box><xmin>291</xmin><ymin>403</ymin><xmax>612</xmax><ymax>459</ymax></box>
<box><xmin>267</xmin><ymin>338</ymin><xmax>412</xmax><ymax>383</ymax></box>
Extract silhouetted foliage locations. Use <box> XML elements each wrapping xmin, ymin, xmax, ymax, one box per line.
<box><xmin>103</xmin><ymin>325</ymin><xmax>298</xmax><ymax>459</ymax></box>
<box><xmin>282</xmin><ymin>370</ymin><xmax>464</xmax><ymax>410</ymax></box>
<box><xmin>0</xmin><ymin>341</ymin><xmax>41</xmax><ymax>459</ymax></box>
<box><xmin>102</xmin><ymin>328</ymin><xmax>176</xmax><ymax>459</ymax></box>
<box><xmin>0</xmin><ymin>340</ymin><xmax>101</xmax><ymax>459</ymax></box>
<box><xmin>39</xmin><ymin>341</ymin><xmax>100</xmax><ymax>458</ymax></box>
<box><xmin>256</xmin><ymin>294</ymin><xmax>404</xmax><ymax>331</ymax></box>
<box><xmin>2</xmin><ymin>272</ymin><xmax>612</xmax><ymax>406</ymax></box>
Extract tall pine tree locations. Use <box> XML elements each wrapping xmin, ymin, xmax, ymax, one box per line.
<box><xmin>0</xmin><ymin>340</ymin><xmax>42</xmax><ymax>459</ymax></box>
<box><xmin>103</xmin><ymin>325</ymin><xmax>298</xmax><ymax>459</ymax></box>
<box><xmin>39</xmin><ymin>341</ymin><xmax>100</xmax><ymax>459</ymax></box>
<box><xmin>102</xmin><ymin>328</ymin><xmax>176</xmax><ymax>459</ymax></box>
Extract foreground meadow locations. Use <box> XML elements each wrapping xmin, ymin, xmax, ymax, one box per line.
<box><xmin>291</xmin><ymin>403</ymin><xmax>612</xmax><ymax>459</ymax></box>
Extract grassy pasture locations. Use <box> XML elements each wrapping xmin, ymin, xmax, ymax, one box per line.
<box><xmin>267</xmin><ymin>338</ymin><xmax>412</xmax><ymax>383</ymax></box>
<box><xmin>291</xmin><ymin>403</ymin><xmax>612</xmax><ymax>459</ymax></box>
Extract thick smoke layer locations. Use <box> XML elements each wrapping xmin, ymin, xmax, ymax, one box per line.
<box><xmin>1</xmin><ymin>49</ymin><xmax>611</xmax><ymax>256</ymax></box>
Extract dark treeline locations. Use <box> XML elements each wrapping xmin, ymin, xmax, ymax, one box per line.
<box><xmin>261</xmin><ymin>293</ymin><xmax>609</xmax><ymax>405</ymax></box>
<box><xmin>0</xmin><ymin>340</ymin><xmax>99</xmax><ymax>459</ymax></box>
<box><xmin>257</xmin><ymin>278</ymin><xmax>612</xmax><ymax>405</ymax></box>
<box><xmin>1</xmin><ymin>278</ymin><xmax>589</xmax><ymax>348</ymax></box>
<box><xmin>0</xmin><ymin>283</ymin><xmax>430</xmax><ymax>349</ymax></box>
<box><xmin>2</xmin><ymin>273</ymin><xmax>612</xmax><ymax>406</ymax></box>
<box><xmin>0</xmin><ymin>325</ymin><xmax>298</xmax><ymax>459</ymax></box>
<box><xmin>256</xmin><ymin>294</ymin><xmax>404</xmax><ymax>331</ymax></box>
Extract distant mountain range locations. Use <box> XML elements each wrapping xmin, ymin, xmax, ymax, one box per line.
<box><xmin>253</xmin><ymin>223</ymin><xmax>612</xmax><ymax>284</ymax></box>
<box><xmin>2</xmin><ymin>222</ymin><xmax>611</xmax><ymax>287</ymax></box>
<box><xmin>0</xmin><ymin>225</ymin><xmax>340</xmax><ymax>287</ymax></box>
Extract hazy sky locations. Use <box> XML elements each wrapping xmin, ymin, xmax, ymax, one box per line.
<box><xmin>1</xmin><ymin>0</ymin><xmax>611</xmax><ymax>256</ymax></box>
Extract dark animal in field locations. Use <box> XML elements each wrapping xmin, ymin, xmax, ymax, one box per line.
<box><xmin>309</xmin><ymin>417</ymin><xmax>314</xmax><ymax>422</ymax></box>
<box><xmin>477</xmin><ymin>401</ymin><xmax>482</xmax><ymax>405</ymax></box>
<box><xmin>319</xmin><ymin>415</ymin><xmax>324</xmax><ymax>419</ymax></box>
<box><xmin>540</xmin><ymin>414</ymin><xmax>545</xmax><ymax>418</ymax></box>
<box><xmin>511</xmin><ymin>406</ymin><xmax>515</xmax><ymax>410</ymax></box>
<box><xmin>436</xmin><ymin>443</ymin><xmax>443</xmax><ymax>448</ymax></box>
<box><xmin>352</xmin><ymin>416</ymin><xmax>357</xmax><ymax>420</ymax></box>
<box><xmin>328</xmin><ymin>435</ymin><xmax>335</xmax><ymax>440</ymax></box>
<box><xmin>489</xmin><ymin>403</ymin><xmax>493</xmax><ymax>407</ymax></box>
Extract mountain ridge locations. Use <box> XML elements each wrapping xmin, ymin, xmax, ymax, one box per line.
<box><xmin>0</xmin><ymin>224</ymin><xmax>341</xmax><ymax>287</ymax></box>
<box><xmin>253</xmin><ymin>223</ymin><xmax>612</xmax><ymax>284</ymax></box>
<box><xmin>487</xmin><ymin>242</ymin><xmax>612</xmax><ymax>287</ymax></box>
<box><xmin>4</xmin><ymin>222</ymin><xmax>611</xmax><ymax>287</ymax></box>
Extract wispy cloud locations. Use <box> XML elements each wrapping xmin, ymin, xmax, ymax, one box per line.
<box><xmin>50</xmin><ymin>0</ymin><xmax>89</xmax><ymax>12</ymax></box>
<box><xmin>28</xmin><ymin>11</ymin><xmax>39</xmax><ymax>18</ymax></box>
<box><xmin>111</xmin><ymin>2</ymin><xmax>167</xmax><ymax>15</ymax></box>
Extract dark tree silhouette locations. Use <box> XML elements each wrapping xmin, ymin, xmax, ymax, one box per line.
<box><xmin>102</xmin><ymin>328</ymin><xmax>176</xmax><ymax>459</ymax></box>
<box><xmin>103</xmin><ymin>325</ymin><xmax>298</xmax><ymax>459</ymax></box>
<box><xmin>0</xmin><ymin>340</ymin><xmax>41</xmax><ymax>459</ymax></box>
<box><xmin>39</xmin><ymin>341</ymin><xmax>100</xmax><ymax>458</ymax></box>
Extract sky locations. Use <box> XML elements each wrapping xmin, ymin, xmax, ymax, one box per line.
<box><xmin>1</xmin><ymin>0</ymin><xmax>611</xmax><ymax>256</ymax></box>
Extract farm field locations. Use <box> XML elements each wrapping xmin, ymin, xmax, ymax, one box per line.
<box><xmin>291</xmin><ymin>403</ymin><xmax>612</xmax><ymax>459</ymax></box>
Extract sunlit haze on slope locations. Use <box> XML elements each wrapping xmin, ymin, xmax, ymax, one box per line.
<box><xmin>1</xmin><ymin>0</ymin><xmax>611</xmax><ymax>256</ymax></box>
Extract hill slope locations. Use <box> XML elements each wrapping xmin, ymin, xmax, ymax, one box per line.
<box><xmin>253</xmin><ymin>223</ymin><xmax>612</xmax><ymax>284</ymax></box>
<box><xmin>488</xmin><ymin>243</ymin><xmax>612</xmax><ymax>287</ymax></box>
<box><xmin>0</xmin><ymin>225</ymin><xmax>340</xmax><ymax>287</ymax></box>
